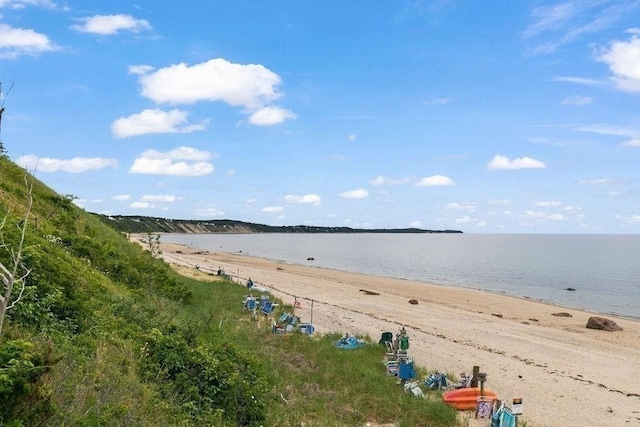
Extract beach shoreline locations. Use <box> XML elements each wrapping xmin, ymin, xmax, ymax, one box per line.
<box><xmin>142</xmin><ymin>237</ymin><xmax>640</xmax><ymax>427</ymax></box>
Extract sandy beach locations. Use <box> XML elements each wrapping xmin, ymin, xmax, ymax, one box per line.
<box><xmin>147</xmin><ymin>238</ymin><xmax>640</xmax><ymax>427</ymax></box>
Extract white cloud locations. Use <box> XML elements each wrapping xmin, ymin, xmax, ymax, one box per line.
<box><xmin>445</xmin><ymin>202</ymin><xmax>476</xmax><ymax>212</ymax></box>
<box><xmin>552</xmin><ymin>76</ymin><xmax>603</xmax><ymax>86</ymax></box>
<box><xmin>598</xmin><ymin>35</ymin><xmax>640</xmax><ymax>92</ymax></box>
<box><xmin>71</xmin><ymin>14</ymin><xmax>152</xmax><ymax>35</ymax></box>
<box><xmin>627</xmin><ymin>214</ymin><xmax>640</xmax><ymax>224</ymax></box>
<box><xmin>248</xmin><ymin>106</ymin><xmax>296</xmax><ymax>126</ymax></box>
<box><xmin>621</xmin><ymin>138</ymin><xmax>640</xmax><ymax>147</ymax></box>
<box><xmin>338</xmin><ymin>189</ymin><xmax>369</xmax><ymax>199</ymax></box>
<box><xmin>409</xmin><ymin>220</ymin><xmax>422</xmax><ymax>228</ymax></box>
<box><xmin>523</xmin><ymin>1</ymin><xmax>638</xmax><ymax>54</ymax></box>
<box><xmin>0</xmin><ymin>0</ymin><xmax>57</xmax><ymax>9</ymax></box>
<box><xmin>577</xmin><ymin>178</ymin><xmax>615</xmax><ymax>185</ymax></box>
<box><xmin>284</xmin><ymin>194</ymin><xmax>322</xmax><ymax>205</ymax></box>
<box><xmin>262</xmin><ymin>206</ymin><xmax>284</xmax><ymax>213</ymax></box>
<box><xmin>576</xmin><ymin>123</ymin><xmax>639</xmax><ymax>137</ymax></box>
<box><xmin>560</xmin><ymin>95</ymin><xmax>591</xmax><ymax>105</ymax></box>
<box><xmin>130</xmin><ymin>202</ymin><xmax>152</xmax><ymax>209</ymax></box>
<box><xmin>17</xmin><ymin>154</ymin><xmax>117</xmax><ymax>173</ymax></box>
<box><xmin>141</xmin><ymin>194</ymin><xmax>177</xmax><ymax>203</ymax></box>
<box><xmin>547</xmin><ymin>213</ymin><xmax>566</xmax><ymax>220</ymax></box>
<box><xmin>133</xmin><ymin>58</ymin><xmax>283</xmax><ymax>110</ymax></box>
<box><xmin>534</xmin><ymin>201</ymin><xmax>562</xmax><ymax>207</ymax></box>
<box><xmin>487</xmin><ymin>155</ymin><xmax>546</xmax><ymax>170</ymax></box>
<box><xmin>0</xmin><ymin>24</ymin><xmax>59</xmax><ymax>58</ymax></box>
<box><xmin>194</xmin><ymin>207</ymin><xmax>225</xmax><ymax>217</ymax></box>
<box><xmin>347</xmin><ymin>134</ymin><xmax>357</xmax><ymax>141</ymax></box>
<box><xmin>416</xmin><ymin>175</ymin><xmax>455</xmax><ymax>187</ymax></box>
<box><xmin>488</xmin><ymin>199</ymin><xmax>512</xmax><ymax>206</ymax></box>
<box><xmin>129</xmin><ymin>146</ymin><xmax>214</xmax><ymax>176</ymax></box>
<box><xmin>111</xmin><ymin>108</ymin><xmax>207</xmax><ymax>138</ymax></box>
<box><xmin>112</xmin><ymin>194</ymin><xmax>131</xmax><ymax>201</ymax></box>
<box><xmin>370</xmin><ymin>175</ymin><xmax>411</xmax><ymax>186</ymax></box>
<box><xmin>455</xmin><ymin>215</ymin><xmax>473</xmax><ymax>224</ymax></box>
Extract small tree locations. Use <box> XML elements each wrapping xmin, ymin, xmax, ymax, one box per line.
<box><xmin>140</xmin><ymin>232</ymin><xmax>162</xmax><ymax>258</ymax></box>
<box><xmin>0</xmin><ymin>174</ymin><xmax>33</xmax><ymax>340</ymax></box>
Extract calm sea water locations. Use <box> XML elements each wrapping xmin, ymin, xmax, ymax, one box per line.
<box><xmin>160</xmin><ymin>233</ymin><xmax>640</xmax><ymax>319</ymax></box>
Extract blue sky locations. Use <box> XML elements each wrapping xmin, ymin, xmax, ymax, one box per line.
<box><xmin>2</xmin><ymin>0</ymin><xmax>640</xmax><ymax>233</ymax></box>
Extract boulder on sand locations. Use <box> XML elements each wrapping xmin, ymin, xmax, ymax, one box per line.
<box><xmin>586</xmin><ymin>316</ymin><xmax>623</xmax><ymax>332</ymax></box>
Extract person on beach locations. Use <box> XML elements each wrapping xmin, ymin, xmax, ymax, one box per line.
<box><xmin>217</xmin><ymin>267</ymin><xmax>222</xmax><ymax>276</ymax></box>
<box><xmin>246</xmin><ymin>277</ymin><xmax>254</xmax><ymax>289</ymax></box>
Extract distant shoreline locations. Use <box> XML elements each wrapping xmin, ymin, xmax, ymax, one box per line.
<box><xmin>97</xmin><ymin>214</ymin><xmax>463</xmax><ymax>235</ymax></box>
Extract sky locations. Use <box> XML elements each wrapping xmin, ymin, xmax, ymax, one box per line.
<box><xmin>1</xmin><ymin>0</ymin><xmax>640</xmax><ymax>233</ymax></box>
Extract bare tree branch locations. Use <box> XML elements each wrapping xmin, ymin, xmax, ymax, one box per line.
<box><xmin>0</xmin><ymin>171</ymin><xmax>33</xmax><ymax>340</ymax></box>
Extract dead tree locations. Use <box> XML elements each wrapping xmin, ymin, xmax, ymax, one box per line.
<box><xmin>0</xmin><ymin>173</ymin><xmax>33</xmax><ymax>340</ymax></box>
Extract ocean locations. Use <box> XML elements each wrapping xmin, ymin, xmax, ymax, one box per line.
<box><xmin>159</xmin><ymin>233</ymin><xmax>640</xmax><ymax>319</ymax></box>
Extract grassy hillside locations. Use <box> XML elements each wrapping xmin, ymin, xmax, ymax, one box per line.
<box><xmin>0</xmin><ymin>157</ymin><xmax>459</xmax><ymax>426</ymax></box>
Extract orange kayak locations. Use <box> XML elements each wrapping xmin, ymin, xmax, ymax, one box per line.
<box><xmin>442</xmin><ymin>388</ymin><xmax>498</xmax><ymax>410</ymax></box>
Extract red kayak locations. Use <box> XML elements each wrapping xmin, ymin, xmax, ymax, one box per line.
<box><xmin>442</xmin><ymin>387</ymin><xmax>498</xmax><ymax>410</ymax></box>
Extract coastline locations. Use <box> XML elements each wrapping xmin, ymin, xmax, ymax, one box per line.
<box><xmin>146</xmin><ymin>237</ymin><xmax>640</xmax><ymax>426</ymax></box>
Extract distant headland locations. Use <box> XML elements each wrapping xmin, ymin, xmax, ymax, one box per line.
<box><xmin>95</xmin><ymin>214</ymin><xmax>463</xmax><ymax>235</ymax></box>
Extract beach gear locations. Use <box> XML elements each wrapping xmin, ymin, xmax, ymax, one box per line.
<box><xmin>398</xmin><ymin>360</ymin><xmax>416</xmax><ymax>380</ymax></box>
<box><xmin>378</xmin><ymin>331</ymin><xmax>393</xmax><ymax>345</ymax></box>
<box><xmin>442</xmin><ymin>387</ymin><xmax>498</xmax><ymax>410</ymax></box>
<box><xmin>425</xmin><ymin>372</ymin><xmax>449</xmax><ymax>390</ymax></box>
<box><xmin>403</xmin><ymin>380</ymin><xmax>424</xmax><ymax>398</ymax></box>
<box><xmin>491</xmin><ymin>402</ymin><xmax>516</xmax><ymax>427</ymax></box>
<box><xmin>335</xmin><ymin>335</ymin><xmax>364</xmax><ymax>349</ymax></box>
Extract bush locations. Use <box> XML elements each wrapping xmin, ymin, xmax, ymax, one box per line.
<box><xmin>139</xmin><ymin>327</ymin><xmax>268</xmax><ymax>426</ymax></box>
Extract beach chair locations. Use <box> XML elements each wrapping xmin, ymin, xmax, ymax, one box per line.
<box><xmin>424</xmin><ymin>372</ymin><xmax>449</xmax><ymax>390</ymax></box>
<box><xmin>450</xmin><ymin>372</ymin><xmax>473</xmax><ymax>390</ymax></box>
<box><xmin>261</xmin><ymin>301</ymin><xmax>274</xmax><ymax>315</ymax></box>
<box><xmin>378</xmin><ymin>331</ymin><xmax>393</xmax><ymax>346</ymax></box>
<box><xmin>491</xmin><ymin>402</ymin><xmax>516</xmax><ymax>427</ymax></box>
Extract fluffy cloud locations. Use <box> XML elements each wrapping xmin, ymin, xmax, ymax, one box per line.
<box><xmin>445</xmin><ymin>202</ymin><xmax>476</xmax><ymax>212</ymax></box>
<box><xmin>262</xmin><ymin>206</ymin><xmax>284</xmax><ymax>213</ymax></box>
<box><xmin>416</xmin><ymin>175</ymin><xmax>454</xmax><ymax>187</ymax></box>
<box><xmin>129</xmin><ymin>146</ymin><xmax>214</xmax><ymax>176</ymax></box>
<box><xmin>112</xmin><ymin>194</ymin><xmax>131</xmax><ymax>201</ymax></box>
<box><xmin>132</xmin><ymin>58</ymin><xmax>281</xmax><ymax>109</ymax></box>
<box><xmin>111</xmin><ymin>108</ymin><xmax>207</xmax><ymax>138</ymax></box>
<box><xmin>0</xmin><ymin>24</ymin><xmax>59</xmax><ymax>58</ymax></box>
<box><xmin>129</xmin><ymin>58</ymin><xmax>295</xmax><ymax>126</ymax></box>
<box><xmin>487</xmin><ymin>155</ymin><xmax>546</xmax><ymax>170</ymax></box>
<box><xmin>140</xmin><ymin>194</ymin><xmax>177</xmax><ymax>202</ymax></box>
<box><xmin>17</xmin><ymin>155</ymin><xmax>117</xmax><ymax>172</ymax></box>
<box><xmin>338</xmin><ymin>189</ymin><xmax>369</xmax><ymax>199</ymax></box>
<box><xmin>598</xmin><ymin>35</ymin><xmax>640</xmax><ymax>92</ymax></box>
<box><xmin>534</xmin><ymin>201</ymin><xmax>562</xmax><ymax>207</ymax></box>
<box><xmin>284</xmin><ymin>194</ymin><xmax>322</xmax><ymax>205</ymax></box>
<box><xmin>248</xmin><ymin>106</ymin><xmax>296</xmax><ymax>126</ymax></box>
<box><xmin>71</xmin><ymin>14</ymin><xmax>151</xmax><ymax>35</ymax></box>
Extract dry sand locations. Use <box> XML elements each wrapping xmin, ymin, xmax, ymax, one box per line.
<box><xmin>147</xmin><ymin>238</ymin><xmax>640</xmax><ymax>427</ymax></box>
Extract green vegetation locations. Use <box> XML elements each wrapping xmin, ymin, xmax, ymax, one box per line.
<box><xmin>0</xmin><ymin>156</ymin><xmax>460</xmax><ymax>426</ymax></box>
